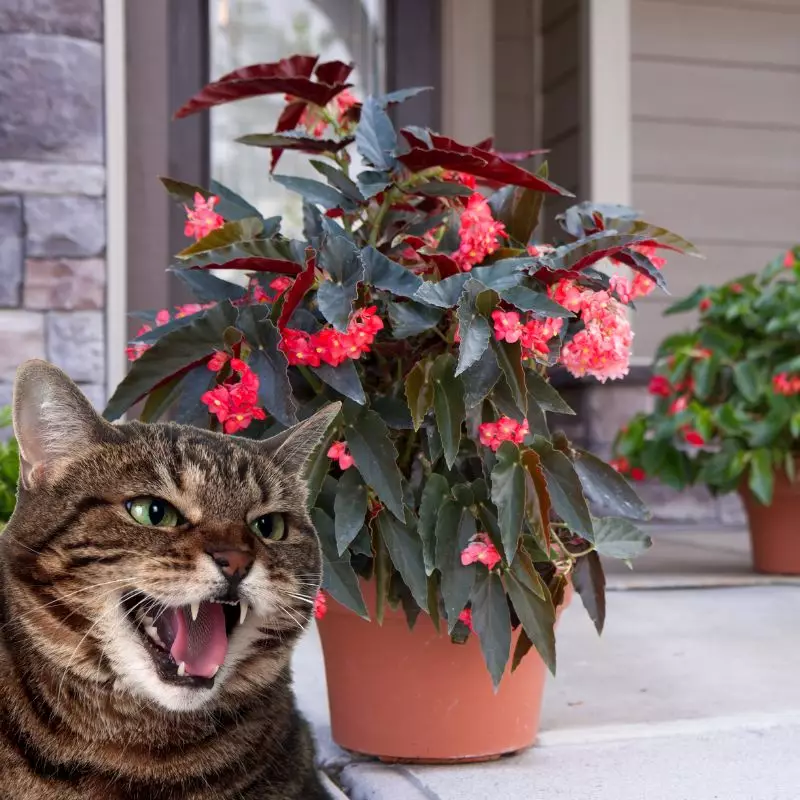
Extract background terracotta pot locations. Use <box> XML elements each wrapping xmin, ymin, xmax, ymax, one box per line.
<box><xmin>739</xmin><ymin>462</ymin><xmax>800</xmax><ymax>574</ymax></box>
<box><xmin>316</xmin><ymin>580</ymin><xmax>570</xmax><ymax>763</ymax></box>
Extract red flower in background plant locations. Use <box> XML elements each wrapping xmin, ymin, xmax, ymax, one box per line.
<box><xmin>630</xmin><ymin>467</ymin><xmax>646</xmax><ymax>481</ymax></box>
<box><xmin>699</xmin><ymin>298</ymin><xmax>712</xmax><ymax>312</ymax></box>
<box><xmin>313</xmin><ymin>591</ymin><xmax>328</xmax><ymax>620</ymax></box>
<box><xmin>669</xmin><ymin>395</ymin><xmax>689</xmax><ymax>415</ymax></box>
<box><xmin>327</xmin><ymin>441</ymin><xmax>354</xmax><ymax>470</ymax></box>
<box><xmin>784</xmin><ymin>250</ymin><xmax>796</xmax><ymax>268</ymax></box>
<box><xmin>184</xmin><ymin>193</ymin><xmax>224</xmax><ymax>240</ymax></box>
<box><xmin>609</xmin><ymin>457</ymin><xmax>630</xmax><ymax>473</ymax></box>
<box><xmin>773</xmin><ymin>373</ymin><xmax>800</xmax><ymax>396</ymax></box>
<box><xmin>458</xmin><ymin>608</ymin><xmax>474</xmax><ymax>632</ymax></box>
<box><xmin>683</xmin><ymin>429</ymin><xmax>705</xmax><ymax>447</ymax></box>
<box><xmin>460</xmin><ymin>532</ymin><xmax>502</xmax><ymax>570</ymax></box>
<box><xmin>648</xmin><ymin>375</ymin><xmax>672</xmax><ymax>397</ymax></box>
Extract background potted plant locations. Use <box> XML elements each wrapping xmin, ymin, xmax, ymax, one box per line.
<box><xmin>613</xmin><ymin>246</ymin><xmax>800</xmax><ymax>575</ymax></box>
<box><xmin>106</xmin><ymin>55</ymin><xmax>695</xmax><ymax>761</ymax></box>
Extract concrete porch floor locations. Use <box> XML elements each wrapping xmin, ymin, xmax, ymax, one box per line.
<box><xmin>294</xmin><ymin>529</ymin><xmax>800</xmax><ymax>799</ymax></box>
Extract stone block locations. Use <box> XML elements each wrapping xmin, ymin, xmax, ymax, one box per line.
<box><xmin>718</xmin><ymin>492</ymin><xmax>748</xmax><ymax>527</ymax></box>
<box><xmin>26</xmin><ymin>196</ymin><xmax>105</xmax><ymax>258</ymax></box>
<box><xmin>634</xmin><ymin>481</ymin><xmax>719</xmax><ymax>524</ymax></box>
<box><xmin>0</xmin><ymin>161</ymin><xmax>105</xmax><ymax>196</ymax></box>
<box><xmin>0</xmin><ymin>34</ymin><xmax>103</xmax><ymax>162</ymax></box>
<box><xmin>46</xmin><ymin>311</ymin><xmax>104</xmax><ymax>384</ymax></box>
<box><xmin>24</xmin><ymin>258</ymin><xmax>105</xmax><ymax>310</ymax></box>
<box><xmin>0</xmin><ymin>196</ymin><xmax>23</xmax><ymax>307</ymax></box>
<box><xmin>0</xmin><ymin>0</ymin><xmax>103</xmax><ymax>40</ymax></box>
<box><xmin>0</xmin><ymin>311</ymin><xmax>46</xmax><ymax>382</ymax></box>
<box><xmin>585</xmin><ymin>384</ymin><xmax>653</xmax><ymax>446</ymax></box>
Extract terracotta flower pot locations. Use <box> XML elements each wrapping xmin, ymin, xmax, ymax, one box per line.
<box><xmin>739</xmin><ymin>463</ymin><xmax>800</xmax><ymax>575</ymax></box>
<box><xmin>316</xmin><ymin>580</ymin><xmax>570</xmax><ymax>763</ymax></box>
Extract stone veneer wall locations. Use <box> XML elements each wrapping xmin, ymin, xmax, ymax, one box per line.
<box><xmin>558</xmin><ymin>378</ymin><xmax>747</xmax><ymax>528</ymax></box>
<box><xmin>0</xmin><ymin>0</ymin><xmax>106</xmax><ymax>411</ymax></box>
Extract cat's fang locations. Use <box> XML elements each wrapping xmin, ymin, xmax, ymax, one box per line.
<box><xmin>239</xmin><ymin>601</ymin><xmax>248</xmax><ymax>625</ymax></box>
<box><xmin>190</xmin><ymin>602</ymin><xmax>200</xmax><ymax>622</ymax></box>
<box><xmin>145</xmin><ymin>625</ymin><xmax>164</xmax><ymax>647</ymax></box>
<box><xmin>210</xmin><ymin>665</ymin><xmax>220</xmax><ymax>678</ymax></box>
<box><xmin>177</xmin><ymin>662</ymin><xmax>186</xmax><ymax>677</ymax></box>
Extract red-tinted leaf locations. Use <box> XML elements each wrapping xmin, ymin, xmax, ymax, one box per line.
<box><xmin>217</xmin><ymin>55</ymin><xmax>318</xmax><ymax>83</ymax></box>
<box><xmin>239</xmin><ymin>132</ymin><xmax>354</xmax><ymax>153</ymax></box>
<box><xmin>398</xmin><ymin>131</ymin><xmax>571</xmax><ymax>196</ymax></box>
<box><xmin>315</xmin><ymin>59</ymin><xmax>354</xmax><ymax>85</ymax></box>
<box><xmin>419</xmin><ymin>251</ymin><xmax>461</xmax><ymax>279</ymax></box>
<box><xmin>497</xmin><ymin>147</ymin><xmax>549</xmax><ymax>163</ymax></box>
<box><xmin>272</xmin><ymin>101</ymin><xmax>307</xmax><ymax>171</ymax></box>
<box><xmin>188</xmin><ymin>257</ymin><xmax>301</xmax><ymax>275</ymax></box>
<box><xmin>278</xmin><ymin>248</ymin><xmax>316</xmax><ymax>330</ymax></box>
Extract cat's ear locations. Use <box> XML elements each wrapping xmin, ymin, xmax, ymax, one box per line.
<box><xmin>12</xmin><ymin>359</ymin><xmax>114</xmax><ymax>488</ymax></box>
<box><xmin>262</xmin><ymin>402</ymin><xmax>342</xmax><ymax>476</ymax></box>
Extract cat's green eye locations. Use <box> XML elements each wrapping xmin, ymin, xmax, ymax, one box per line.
<box><xmin>250</xmin><ymin>513</ymin><xmax>286</xmax><ymax>542</ymax></box>
<box><xmin>126</xmin><ymin>497</ymin><xmax>181</xmax><ymax>528</ymax></box>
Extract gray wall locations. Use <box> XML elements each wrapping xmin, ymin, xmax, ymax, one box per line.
<box><xmin>0</xmin><ymin>0</ymin><xmax>107</xmax><ymax>409</ymax></box>
<box><xmin>630</xmin><ymin>0</ymin><xmax>800</xmax><ymax>356</ymax></box>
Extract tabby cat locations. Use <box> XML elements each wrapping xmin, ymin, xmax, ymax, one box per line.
<box><xmin>0</xmin><ymin>360</ymin><xmax>338</xmax><ymax>799</ymax></box>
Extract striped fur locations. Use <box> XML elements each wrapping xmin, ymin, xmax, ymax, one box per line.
<box><xmin>0</xmin><ymin>365</ymin><xmax>333</xmax><ymax>799</ymax></box>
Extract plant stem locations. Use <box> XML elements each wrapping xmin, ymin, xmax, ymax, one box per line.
<box><xmin>298</xmin><ymin>365</ymin><xmax>323</xmax><ymax>394</ymax></box>
<box><xmin>369</xmin><ymin>192</ymin><xmax>393</xmax><ymax>247</ymax></box>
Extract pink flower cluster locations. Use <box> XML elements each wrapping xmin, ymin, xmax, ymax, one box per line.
<box><xmin>773</xmin><ymin>373</ymin><xmax>800</xmax><ymax>396</ymax></box>
<box><xmin>184</xmin><ymin>193</ymin><xmax>224</xmax><ymax>241</ymax></box>
<box><xmin>609</xmin><ymin>243</ymin><xmax>667</xmax><ymax>302</ymax></box>
<box><xmin>327</xmin><ymin>441</ymin><xmax>354</xmax><ymax>470</ymax></box>
<box><xmin>454</xmin><ymin>193</ymin><xmax>507</xmax><ymax>272</ymax></box>
<box><xmin>458</xmin><ymin>608</ymin><xmax>474</xmax><ymax>632</ymax></box>
<box><xmin>251</xmin><ymin>276</ymin><xmax>293</xmax><ymax>303</ymax></box>
<box><xmin>295</xmin><ymin>89</ymin><xmax>358</xmax><ymax>136</ymax></box>
<box><xmin>478</xmin><ymin>416</ymin><xmax>529</xmax><ymax>452</ymax></box>
<box><xmin>201</xmin><ymin>355</ymin><xmax>267</xmax><ymax>434</ymax></box>
<box><xmin>313</xmin><ymin>591</ymin><xmax>328</xmax><ymax>620</ymax></box>
<box><xmin>127</xmin><ymin>303</ymin><xmax>215</xmax><ymax>361</ymax></box>
<box><xmin>280</xmin><ymin>306</ymin><xmax>383</xmax><ymax>368</ymax></box>
<box><xmin>460</xmin><ymin>532</ymin><xmax>502</xmax><ymax>570</ymax></box>
<box><xmin>492</xmin><ymin>309</ymin><xmax>564</xmax><ymax>360</ymax></box>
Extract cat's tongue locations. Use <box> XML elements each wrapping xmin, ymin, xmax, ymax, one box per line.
<box><xmin>169</xmin><ymin>602</ymin><xmax>228</xmax><ymax>678</ymax></box>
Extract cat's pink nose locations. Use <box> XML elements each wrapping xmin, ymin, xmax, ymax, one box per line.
<box><xmin>207</xmin><ymin>548</ymin><xmax>254</xmax><ymax>581</ymax></box>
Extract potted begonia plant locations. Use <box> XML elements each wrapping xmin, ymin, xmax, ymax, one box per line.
<box><xmin>613</xmin><ymin>246</ymin><xmax>800</xmax><ymax>576</ymax></box>
<box><xmin>107</xmin><ymin>55</ymin><xmax>696</xmax><ymax>761</ymax></box>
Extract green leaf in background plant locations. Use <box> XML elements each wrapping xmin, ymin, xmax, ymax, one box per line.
<box><xmin>344</xmin><ymin>408</ymin><xmax>405</xmax><ymax>519</ymax></box>
<box><xmin>104</xmin><ymin>301</ymin><xmax>239</xmax><ymax>421</ymax></box>
<box><xmin>416</xmin><ymin>180</ymin><xmax>473</xmax><ymax>198</ymax></box>
<box><xmin>525</xmin><ymin>370</ymin><xmax>575</xmax><ymax>415</ymax></box>
<box><xmin>362</xmin><ymin>246</ymin><xmax>422</xmax><ymax>298</ymax></box>
<box><xmin>749</xmin><ymin>448</ymin><xmax>774</xmax><ymax>505</ymax></box>
<box><xmin>490</xmin><ymin>442</ymin><xmax>524</xmax><ymax>565</ymax></box>
<box><xmin>572</xmin><ymin>551</ymin><xmax>606</xmax><ymax>634</ymax></box>
<box><xmin>312</xmin><ymin>361</ymin><xmax>367</xmax><ymax>405</ymax></box>
<box><xmin>356</xmin><ymin>169</ymin><xmax>391</xmax><ymax>199</ymax></box>
<box><xmin>692</xmin><ymin>354</ymin><xmax>720</xmax><ymax>401</ymax></box>
<box><xmin>355</xmin><ymin>96</ymin><xmax>398</xmax><ymax>171</ymax></box>
<box><xmin>388</xmin><ymin>300</ymin><xmax>443</xmax><ymax>338</ymax></box>
<box><xmin>436</xmin><ymin>499</ymin><xmax>477</xmax><ymax>631</ymax></box>
<box><xmin>376</xmin><ymin>508</ymin><xmax>429</xmax><ymax>611</ymax></box>
<box><xmin>312</xmin><ymin>509</ymin><xmax>369</xmax><ymax>619</ymax></box>
<box><xmin>573</xmin><ymin>449</ymin><xmax>650</xmax><ymax>521</ymax></box>
<box><xmin>455</xmin><ymin>281</ymin><xmax>493</xmax><ymax>376</ymax></box>
<box><xmin>493</xmin><ymin>339</ymin><xmax>527</xmax><ymax>416</ymax></box>
<box><xmin>237</xmin><ymin>305</ymin><xmax>298</xmax><ymax>426</ymax></box>
<box><xmin>431</xmin><ymin>353</ymin><xmax>465</xmax><ymax>468</ymax></box>
<box><xmin>732</xmin><ymin>361</ymin><xmax>761</xmax><ymax>403</ymax></box>
<box><xmin>405</xmin><ymin>359</ymin><xmax>434</xmax><ymax>431</ymax></box>
<box><xmin>462</xmin><ymin>347</ymin><xmax>503</xmax><ymax>408</ymax></box>
<box><xmin>334</xmin><ymin>468</ymin><xmax>369</xmax><ymax>555</ymax></box>
<box><xmin>592</xmin><ymin>516</ymin><xmax>652</xmax><ymax>559</ymax></box>
<box><xmin>310</xmin><ymin>159</ymin><xmax>365</xmax><ymax>203</ymax></box>
<box><xmin>273</xmin><ymin>174</ymin><xmax>355</xmax><ymax>211</ymax></box>
<box><xmin>418</xmin><ymin>473</ymin><xmax>450</xmax><ymax>575</ymax></box>
<box><xmin>317</xmin><ymin>231</ymin><xmax>364</xmax><ymax>331</ymax></box>
<box><xmin>504</xmin><ymin>569</ymin><xmax>556</xmax><ymax>674</ymax></box>
<box><xmin>500</xmin><ymin>285</ymin><xmax>573</xmax><ymax>318</ymax></box>
<box><xmin>531</xmin><ymin>436</ymin><xmax>594</xmax><ymax>540</ymax></box>
<box><xmin>664</xmin><ymin>285</ymin><xmax>707</xmax><ymax>315</ymax></box>
<box><xmin>698</xmin><ymin>325</ymin><xmax>742</xmax><ymax>360</ymax></box>
<box><xmin>470</xmin><ymin>570</ymin><xmax>511</xmax><ymax>689</ymax></box>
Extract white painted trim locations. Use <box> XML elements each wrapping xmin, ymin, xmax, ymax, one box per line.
<box><xmin>103</xmin><ymin>0</ymin><xmax>128</xmax><ymax>399</ymax></box>
<box><xmin>441</xmin><ymin>0</ymin><xmax>494</xmax><ymax>142</ymax></box>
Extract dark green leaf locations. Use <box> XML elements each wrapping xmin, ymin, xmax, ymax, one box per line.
<box><xmin>362</xmin><ymin>246</ymin><xmax>422</xmax><ymax>298</ymax></box>
<box><xmin>664</xmin><ymin>286</ymin><xmax>707</xmax><ymax>315</ymax></box>
<box><xmin>493</xmin><ymin>339</ymin><xmax>527</xmax><ymax>416</ymax></box>
<box><xmin>414</xmin><ymin>260</ymin><xmax>524</xmax><ymax>308</ymax></box>
<box><xmin>334</xmin><ymin>469</ymin><xmax>369</xmax><ymax>555</ymax></box>
<box><xmin>749</xmin><ymin>448</ymin><xmax>774</xmax><ymax>505</ymax></box>
<box><xmin>531</xmin><ymin>436</ymin><xmax>594</xmax><ymax>540</ymax></box>
<box><xmin>104</xmin><ymin>301</ymin><xmax>239</xmax><ymax>421</ymax></box>
<box><xmin>355</xmin><ymin>96</ymin><xmax>398</xmax><ymax>171</ymax></box>
<box><xmin>344</xmin><ymin>408</ymin><xmax>405</xmax><ymax>519</ymax></box>
<box><xmin>168</xmin><ymin>268</ymin><xmax>247</xmax><ymax>303</ymax></box>
<box><xmin>500</xmin><ymin>285</ymin><xmax>573</xmax><ymax>318</ymax></box>
<box><xmin>435</xmin><ymin>500</ymin><xmax>477</xmax><ymax>631</ymax></box>
<box><xmin>733</xmin><ymin>361</ymin><xmax>761</xmax><ymax>404</ymax></box>
<box><xmin>462</xmin><ymin>347</ymin><xmax>502</xmax><ymax>408</ymax></box>
<box><xmin>692</xmin><ymin>354</ymin><xmax>720</xmax><ymax>401</ymax></box>
<box><xmin>416</xmin><ymin>180</ymin><xmax>473</xmax><ymax>198</ymax></box>
<box><xmin>525</xmin><ymin>370</ymin><xmax>575</xmax><ymax>415</ymax></box>
<box><xmin>371</xmin><ymin>396</ymin><xmax>413</xmax><ymax>429</ymax></box>
<box><xmin>592</xmin><ymin>516</ymin><xmax>652</xmax><ymax>559</ymax></box>
<box><xmin>490</xmin><ymin>442</ymin><xmax>524</xmax><ymax>564</ymax></box>
<box><xmin>572</xmin><ymin>551</ymin><xmax>606</xmax><ymax>634</ymax></box>
<box><xmin>388</xmin><ymin>300</ymin><xmax>443</xmax><ymax>338</ymax></box>
<box><xmin>405</xmin><ymin>360</ymin><xmax>434</xmax><ymax>431</ymax></box>
<box><xmin>431</xmin><ymin>354</ymin><xmax>465</xmax><ymax>468</ymax></box>
<box><xmin>272</xmin><ymin>174</ymin><xmax>353</xmax><ymax>211</ymax></box>
<box><xmin>312</xmin><ymin>509</ymin><xmax>369</xmax><ymax>619</ymax></box>
<box><xmin>312</xmin><ymin>361</ymin><xmax>367</xmax><ymax>405</ymax></box>
<box><xmin>210</xmin><ymin>179</ymin><xmax>266</xmax><ymax>221</ymax></box>
<box><xmin>455</xmin><ymin>280</ymin><xmax>493</xmax><ymax>376</ymax></box>
<box><xmin>172</xmin><ymin>365</ymin><xmax>217</xmax><ymax>426</ymax></box>
<box><xmin>375</xmin><ymin>86</ymin><xmax>432</xmax><ymax>106</ymax></box>
<box><xmin>237</xmin><ymin>305</ymin><xmax>297</xmax><ymax>426</ymax></box>
<box><xmin>418</xmin><ymin>474</ymin><xmax>450</xmax><ymax>575</ymax></box>
<box><xmin>487</xmin><ymin>172</ymin><xmax>548</xmax><ymax>247</ymax></box>
<box><xmin>376</xmin><ymin>509</ymin><xmax>429</xmax><ymax>611</ymax></box>
<box><xmin>573</xmin><ymin>449</ymin><xmax>650</xmax><ymax>521</ymax></box>
<box><xmin>317</xmin><ymin>231</ymin><xmax>364</xmax><ymax>331</ymax></box>
<box><xmin>356</xmin><ymin>169</ymin><xmax>391</xmax><ymax>199</ymax></box>
<box><xmin>470</xmin><ymin>571</ymin><xmax>511</xmax><ymax>689</ymax></box>
<box><xmin>310</xmin><ymin>159</ymin><xmax>364</xmax><ymax>203</ymax></box>
<box><xmin>504</xmin><ymin>570</ymin><xmax>556</xmax><ymax>674</ymax></box>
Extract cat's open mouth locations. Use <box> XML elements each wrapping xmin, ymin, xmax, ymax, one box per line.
<box><xmin>122</xmin><ymin>592</ymin><xmax>246</xmax><ymax>689</ymax></box>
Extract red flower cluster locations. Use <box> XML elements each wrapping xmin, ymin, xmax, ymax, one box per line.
<box><xmin>648</xmin><ymin>375</ymin><xmax>672</xmax><ymax>397</ymax></box>
<box><xmin>201</xmin><ymin>356</ymin><xmax>267</xmax><ymax>434</ymax></box>
<box><xmin>460</xmin><ymin>532</ymin><xmax>502</xmax><ymax>570</ymax></box>
<box><xmin>773</xmin><ymin>373</ymin><xmax>800</xmax><ymax>396</ymax></box>
<box><xmin>251</xmin><ymin>276</ymin><xmax>294</xmax><ymax>304</ymax></box>
<box><xmin>127</xmin><ymin>303</ymin><xmax>215</xmax><ymax>361</ymax></box>
<box><xmin>294</xmin><ymin>88</ymin><xmax>358</xmax><ymax>136</ymax></box>
<box><xmin>327</xmin><ymin>441</ymin><xmax>354</xmax><ymax>470</ymax></box>
<box><xmin>491</xmin><ymin>309</ymin><xmax>564</xmax><ymax>360</ymax></box>
<box><xmin>184</xmin><ymin>193</ymin><xmax>224</xmax><ymax>241</ymax></box>
<box><xmin>609</xmin><ymin>457</ymin><xmax>645</xmax><ymax>482</ymax></box>
<box><xmin>478</xmin><ymin>416</ymin><xmax>529</xmax><ymax>452</ymax></box>
<box><xmin>454</xmin><ymin>193</ymin><xmax>506</xmax><ymax>272</ymax></box>
<box><xmin>313</xmin><ymin>591</ymin><xmax>328</xmax><ymax>620</ymax></box>
<box><xmin>682</xmin><ymin>428</ymin><xmax>705</xmax><ymax>447</ymax></box>
<box><xmin>784</xmin><ymin>250</ymin><xmax>796</xmax><ymax>269</ymax></box>
<box><xmin>281</xmin><ymin>306</ymin><xmax>383</xmax><ymax>368</ymax></box>
<box><xmin>458</xmin><ymin>608</ymin><xmax>474</xmax><ymax>632</ymax></box>
<box><xmin>609</xmin><ymin>243</ymin><xmax>667</xmax><ymax>301</ymax></box>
